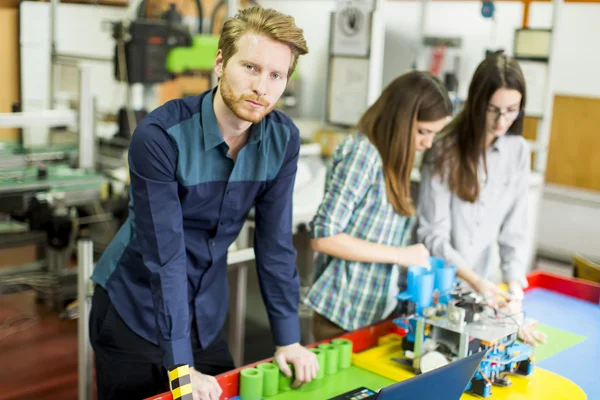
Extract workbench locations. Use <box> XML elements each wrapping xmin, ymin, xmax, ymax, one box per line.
<box><xmin>146</xmin><ymin>271</ymin><xmax>600</xmax><ymax>400</ymax></box>
<box><xmin>0</xmin><ymin>163</ymin><xmax>106</xmax><ymax>211</ymax></box>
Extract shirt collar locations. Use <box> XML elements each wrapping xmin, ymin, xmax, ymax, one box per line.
<box><xmin>201</xmin><ymin>87</ymin><xmax>264</xmax><ymax>151</ymax></box>
<box><xmin>201</xmin><ymin>88</ymin><xmax>224</xmax><ymax>151</ymax></box>
<box><xmin>489</xmin><ymin>135</ymin><xmax>504</xmax><ymax>153</ymax></box>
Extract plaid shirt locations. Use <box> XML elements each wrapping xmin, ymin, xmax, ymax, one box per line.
<box><xmin>304</xmin><ymin>132</ymin><xmax>413</xmax><ymax>331</ymax></box>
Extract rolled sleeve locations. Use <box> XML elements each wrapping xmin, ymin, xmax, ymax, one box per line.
<box><xmin>309</xmin><ymin>136</ymin><xmax>377</xmax><ymax>239</ymax></box>
<box><xmin>253</xmin><ymin>126</ymin><xmax>301</xmax><ymax>346</ymax></box>
<box><xmin>498</xmin><ymin>140</ymin><xmax>531</xmax><ymax>288</ymax></box>
<box><xmin>128</xmin><ymin>116</ymin><xmax>192</xmax><ymax>369</ymax></box>
<box><xmin>417</xmin><ymin>160</ymin><xmax>469</xmax><ymax>269</ymax></box>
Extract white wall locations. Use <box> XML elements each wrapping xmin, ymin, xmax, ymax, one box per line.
<box><xmin>529</xmin><ymin>2</ymin><xmax>600</xmax><ymax>98</ymax></box>
<box><xmin>23</xmin><ymin>1</ymin><xmax>600</xmax><ymax>117</ymax></box>
<box><xmin>262</xmin><ymin>1</ymin><xmax>525</xmax><ymax>120</ymax></box>
<box><xmin>55</xmin><ymin>3</ymin><xmax>131</xmax><ymax>115</ymax></box>
<box><xmin>260</xmin><ymin>0</ymin><xmax>337</xmax><ymax>120</ymax></box>
<box><xmin>526</xmin><ymin>2</ymin><xmax>600</xmax><ymax>262</ymax></box>
<box><xmin>387</xmin><ymin>1</ymin><xmax>524</xmax><ymax>99</ymax></box>
<box><xmin>20</xmin><ymin>1</ymin><xmax>133</xmax><ymax>116</ymax></box>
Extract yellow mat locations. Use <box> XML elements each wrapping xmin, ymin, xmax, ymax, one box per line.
<box><xmin>352</xmin><ymin>334</ymin><xmax>587</xmax><ymax>400</ymax></box>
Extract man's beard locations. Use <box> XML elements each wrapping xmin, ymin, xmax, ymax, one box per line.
<box><xmin>220</xmin><ymin>73</ymin><xmax>275</xmax><ymax>123</ymax></box>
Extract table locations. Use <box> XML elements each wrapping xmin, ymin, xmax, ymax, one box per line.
<box><xmin>146</xmin><ymin>271</ymin><xmax>600</xmax><ymax>400</ymax></box>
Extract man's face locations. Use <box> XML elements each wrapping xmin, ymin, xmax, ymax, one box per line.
<box><xmin>214</xmin><ymin>33</ymin><xmax>292</xmax><ymax>123</ymax></box>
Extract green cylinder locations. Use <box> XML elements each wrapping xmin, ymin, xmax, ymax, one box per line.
<box><xmin>331</xmin><ymin>338</ymin><xmax>353</xmax><ymax>369</ymax></box>
<box><xmin>239</xmin><ymin>368</ymin><xmax>263</xmax><ymax>400</ymax></box>
<box><xmin>318</xmin><ymin>343</ymin><xmax>339</xmax><ymax>375</ymax></box>
<box><xmin>257</xmin><ymin>362</ymin><xmax>279</xmax><ymax>396</ymax></box>
<box><xmin>310</xmin><ymin>348</ymin><xmax>326</xmax><ymax>379</ymax></box>
<box><xmin>276</xmin><ymin>362</ymin><xmax>294</xmax><ymax>391</ymax></box>
<box><xmin>298</xmin><ymin>378</ymin><xmax>324</xmax><ymax>392</ymax></box>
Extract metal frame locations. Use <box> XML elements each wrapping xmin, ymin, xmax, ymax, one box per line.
<box><xmin>0</xmin><ymin>64</ymin><xmax>96</xmax><ymax>171</ymax></box>
<box><xmin>0</xmin><ymin>110</ymin><xmax>76</xmax><ymax>128</ymax></box>
<box><xmin>77</xmin><ymin>239</ymin><xmax>94</xmax><ymax>400</ymax></box>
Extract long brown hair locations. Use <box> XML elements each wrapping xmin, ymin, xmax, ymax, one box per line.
<box><xmin>358</xmin><ymin>71</ymin><xmax>452</xmax><ymax>216</ymax></box>
<box><xmin>433</xmin><ymin>54</ymin><xmax>526</xmax><ymax>202</ymax></box>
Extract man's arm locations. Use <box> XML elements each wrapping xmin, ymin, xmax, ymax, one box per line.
<box><xmin>128</xmin><ymin>116</ymin><xmax>192</xmax><ymax>370</ymax></box>
<box><xmin>253</xmin><ymin>125</ymin><xmax>318</xmax><ymax>386</ymax></box>
<box><xmin>252</xmin><ymin>127</ymin><xmax>301</xmax><ymax>347</ymax></box>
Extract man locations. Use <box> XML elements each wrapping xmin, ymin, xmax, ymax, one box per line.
<box><xmin>89</xmin><ymin>6</ymin><xmax>318</xmax><ymax>400</ymax></box>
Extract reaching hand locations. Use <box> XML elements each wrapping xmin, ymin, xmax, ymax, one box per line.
<box><xmin>396</xmin><ymin>244</ymin><xmax>430</xmax><ymax>269</ymax></box>
<box><xmin>471</xmin><ymin>278</ymin><xmax>514</xmax><ymax>309</ymax></box>
<box><xmin>189</xmin><ymin>367</ymin><xmax>222</xmax><ymax>400</ymax></box>
<box><xmin>273</xmin><ymin>343</ymin><xmax>318</xmax><ymax>388</ymax></box>
<box><xmin>519</xmin><ymin>324</ymin><xmax>548</xmax><ymax>347</ymax></box>
<box><xmin>502</xmin><ymin>282</ymin><xmax>525</xmax><ymax>314</ymax></box>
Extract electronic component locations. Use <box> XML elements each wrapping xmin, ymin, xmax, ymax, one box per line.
<box><xmin>392</xmin><ymin>258</ymin><xmax>535</xmax><ymax>398</ymax></box>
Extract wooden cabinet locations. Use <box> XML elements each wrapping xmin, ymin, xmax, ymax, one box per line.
<box><xmin>0</xmin><ymin>7</ymin><xmax>20</xmax><ymax>141</ymax></box>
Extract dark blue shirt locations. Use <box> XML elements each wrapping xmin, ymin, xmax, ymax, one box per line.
<box><xmin>91</xmin><ymin>88</ymin><xmax>301</xmax><ymax>370</ymax></box>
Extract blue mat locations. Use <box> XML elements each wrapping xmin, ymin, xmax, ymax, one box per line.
<box><xmin>523</xmin><ymin>288</ymin><xmax>600</xmax><ymax>398</ymax></box>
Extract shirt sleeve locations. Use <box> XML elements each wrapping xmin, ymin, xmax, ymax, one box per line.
<box><xmin>416</xmin><ymin>157</ymin><xmax>469</xmax><ymax>270</ymax></box>
<box><xmin>253</xmin><ymin>126</ymin><xmax>301</xmax><ymax>347</ymax></box>
<box><xmin>128</xmin><ymin>116</ymin><xmax>193</xmax><ymax>369</ymax></box>
<box><xmin>498</xmin><ymin>139</ymin><xmax>531</xmax><ymax>288</ymax></box>
<box><xmin>309</xmin><ymin>137</ymin><xmax>377</xmax><ymax>239</ymax></box>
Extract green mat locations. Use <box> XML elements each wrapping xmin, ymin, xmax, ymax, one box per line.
<box><xmin>530</xmin><ymin>324</ymin><xmax>587</xmax><ymax>362</ymax></box>
<box><xmin>265</xmin><ymin>366</ymin><xmax>394</xmax><ymax>400</ymax></box>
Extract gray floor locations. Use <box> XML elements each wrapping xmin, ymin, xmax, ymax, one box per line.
<box><xmin>229</xmin><ymin>241</ymin><xmax>573</xmax><ymax>365</ymax></box>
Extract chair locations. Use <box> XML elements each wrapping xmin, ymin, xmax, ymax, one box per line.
<box><xmin>572</xmin><ymin>253</ymin><xmax>600</xmax><ymax>284</ymax></box>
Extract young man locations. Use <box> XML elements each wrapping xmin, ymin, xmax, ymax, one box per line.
<box><xmin>89</xmin><ymin>6</ymin><xmax>318</xmax><ymax>400</ymax></box>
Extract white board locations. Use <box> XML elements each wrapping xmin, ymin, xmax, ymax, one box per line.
<box><xmin>327</xmin><ymin>56</ymin><xmax>370</xmax><ymax>126</ymax></box>
<box><xmin>518</xmin><ymin>59</ymin><xmax>548</xmax><ymax>117</ymax></box>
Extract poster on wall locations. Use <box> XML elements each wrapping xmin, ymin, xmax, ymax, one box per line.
<box><xmin>518</xmin><ymin>60</ymin><xmax>548</xmax><ymax>117</ymax></box>
<box><xmin>331</xmin><ymin>1</ymin><xmax>372</xmax><ymax>57</ymax></box>
<box><xmin>327</xmin><ymin>56</ymin><xmax>370</xmax><ymax>126</ymax></box>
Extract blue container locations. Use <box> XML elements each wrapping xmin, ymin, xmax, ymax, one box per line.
<box><xmin>434</xmin><ymin>265</ymin><xmax>455</xmax><ymax>292</ymax></box>
<box><xmin>415</xmin><ymin>271</ymin><xmax>435</xmax><ymax>310</ymax></box>
<box><xmin>406</xmin><ymin>266</ymin><xmax>426</xmax><ymax>302</ymax></box>
<box><xmin>429</xmin><ymin>256</ymin><xmax>446</xmax><ymax>270</ymax></box>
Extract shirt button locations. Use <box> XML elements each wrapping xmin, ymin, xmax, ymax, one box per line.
<box><xmin>226</xmin><ymin>190</ymin><xmax>231</xmax><ymax>195</ymax></box>
<box><xmin>211</xmin><ymin>240</ymin><xmax>216</xmax><ymax>246</ymax></box>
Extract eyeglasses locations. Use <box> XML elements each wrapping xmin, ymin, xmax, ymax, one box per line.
<box><xmin>486</xmin><ymin>107</ymin><xmax>521</xmax><ymax>121</ymax></box>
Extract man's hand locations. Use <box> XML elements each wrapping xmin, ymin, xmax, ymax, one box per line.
<box><xmin>189</xmin><ymin>367</ymin><xmax>222</xmax><ymax>400</ymax></box>
<box><xmin>273</xmin><ymin>343</ymin><xmax>318</xmax><ymax>388</ymax></box>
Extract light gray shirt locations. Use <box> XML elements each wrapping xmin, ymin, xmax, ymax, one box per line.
<box><xmin>416</xmin><ymin>134</ymin><xmax>530</xmax><ymax>288</ymax></box>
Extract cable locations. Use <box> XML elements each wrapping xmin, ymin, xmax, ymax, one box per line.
<box><xmin>194</xmin><ymin>0</ymin><xmax>204</xmax><ymax>34</ymax></box>
<box><xmin>209</xmin><ymin>0</ymin><xmax>227</xmax><ymax>34</ymax></box>
<box><xmin>0</xmin><ymin>313</ymin><xmax>40</xmax><ymax>341</ymax></box>
<box><xmin>0</xmin><ymin>275</ymin><xmax>59</xmax><ymax>294</ymax></box>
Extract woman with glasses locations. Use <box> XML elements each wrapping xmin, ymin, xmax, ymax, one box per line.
<box><xmin>416</xmin><ymin>54</ymin><xmax>546</xmax><ymax>346</ymax></box>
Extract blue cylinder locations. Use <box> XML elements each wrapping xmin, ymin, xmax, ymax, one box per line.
<box><xmin>407</xmin><ymin>266</ymin><xmax>426</xmax><ymax>301</ymax></box>
<box><xmin>415</xmin><ymin>271</ymin><xmax>435</xmax><ymax>310</ymax></box>
<box><xmin>429</xmin><ymin>256</ymin><xmax>446</xmax><ymax>270</ymax></box>
<box><xmin>433</xmin><ymin>265</ymin><xmax>456</xmax><ymax>296</ymax></box>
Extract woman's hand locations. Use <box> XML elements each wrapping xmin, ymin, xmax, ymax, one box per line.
<box><xmin>470</xmin><ymin>277</ymin><xmax>514</xmax><ymax>309</ymax></box>
<box><xmin>395</xmin><ymin>244</ymin><xmax>430</xmax><ymax>269</ymax></box>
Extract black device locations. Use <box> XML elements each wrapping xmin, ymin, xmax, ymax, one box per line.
<box><xmin>328</xmin><ymin>350</ymin><xmax>487</xmax><ymax>400</ymax></box>
<box><xmin>328</xmin><ymin>387</ymin><xmax>377</xmax><ymax>400</ymax></box>
<box><xmin>113</xmin><ymin>14</ymin><xmax>192</xmax><ymax>84</ymax></box>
